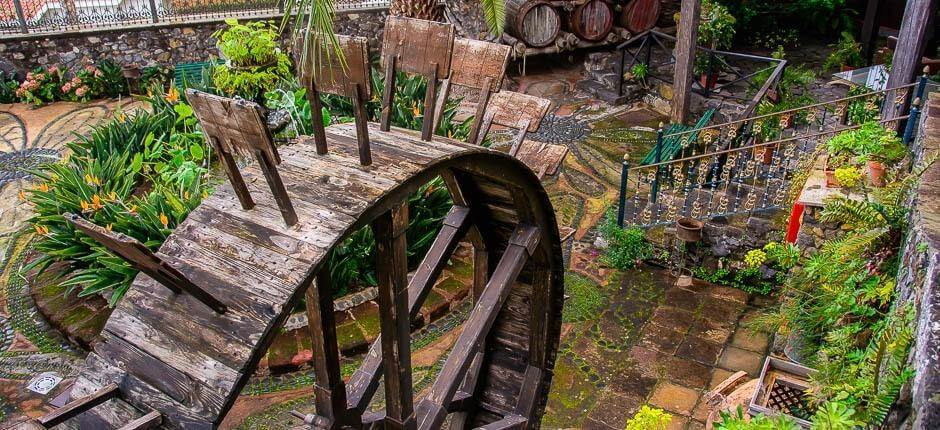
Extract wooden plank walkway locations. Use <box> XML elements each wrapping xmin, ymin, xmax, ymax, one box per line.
<box><xmin>68</xmin><ymin>123</ymin><xmax>500</xmax><ymax>429</ymax></box>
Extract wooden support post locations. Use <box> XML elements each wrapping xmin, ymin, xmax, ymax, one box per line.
<box><xmin>509</xmin><ymin>119</ymin><xmax>531</xmax><ymax>157</ymax></box>
<box><xmin>215</xmin><ymin>138</ymin><xmax>254</xmax><ymax>211</ymax></box>
<box><xmin>372</xmin><ymin>202</ymin><xmax>416</xmax><ymax>430</ymax></box>
<box><xmin>38</xmin><ymin>383</ymin><xmax>119</xmax><ymax>428</ymax></box>
<box><xmin>671</xmin><ymin>0</ymin><xmax>702</xmax><ymax>124</ymax></box>
<box><xmin>433</xmin><ymin>78</ymin><xmax>452</xmax><ymax>135</ymax></box>
<box><xmin>346</xmin><ymin>206</ymin><xmax>472</xmax><ymax>414</ymax></box>
<box><xmin>421</xmin><ymin>63</ymin><xmax>440</xmax><ymax>142</ymax></box>
<box><xmin>253</xmin><ymin>149</ymin><xmax>298</xmax><ymax>227</ymax></box>
<box><xmin>468</xmin><ymin>78</ymin><xmax>494</xmax><ymax>146</ymax></box>
<box><xmin>475</xmin><ymin>112</ymin><xmax>496</xmax><ymax>148</ymax></box>
<box><xmin>351</xmin><ymin>82</ymin><xmax>373</xmax><ymax>166</ymax></box>
<box><xmin>415</xmin><ymin>224</ymin><xmax>541</xmax><ymax>430</ymax></box>
<box><xmin>381</xmin><ymin>54</ymin><xmax>398</xmax><ymax>132</ymax></box>
<box><xmin>884</xmin><ymin>0</ymin><xmax>936</xmax><ymax>120</ymax></box>
<box><xmin>304</xmin><ymin>259</ymin><xmax>352</xmax><ymax>428</ymax></box>
<box><xmin>307</xmin><ymin>83</ymin><xmax>329</xmax><ymax>155</ymax></box>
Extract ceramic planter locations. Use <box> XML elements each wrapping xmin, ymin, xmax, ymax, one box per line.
<box><xmin>825</xmin><ymin>169</ymin><xmax>840</xmax><ymax>188</ymax></box>
<box><xmin>676</xmin><ymin>217</ymin><xmax>704</xmax><ymax>242</ymax></box>
<box><xmin>749</xmin><ymin>356</ymin><xmax>815</xmax><ymax>429</ymax></box>
<box><xmin>867</xmin><ymin>160</ymin><xmax>886</xmax><ymax>187</ymax></box>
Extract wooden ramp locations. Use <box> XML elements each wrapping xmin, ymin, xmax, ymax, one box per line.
<box><xmin>57</xmin><ymin>122</ymin><xmax>564</xmax><ymax>429</ymax></box>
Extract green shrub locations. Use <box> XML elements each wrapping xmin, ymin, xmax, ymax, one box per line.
<box><xmin>599</xmin><ymin>211</ymin><xmax>653</xmax><ymax>270</ymax></box>
<box><xmin>16</xmin><ymin>67</ymin><xmax>66</xmax><ymax>106</ymax></box>
<box><xmin>0</xmin><ymin>72</ymin><xmax>18</xmax><ymax>103</ymax></box>
<box><xmin>823</xmin><ymin>32</ymin><xmax>864</xmax><ymax>72</ymax></box>
<box><xmin>625</xmin><ymin>406</ymin><xmax>672</xmax><ymax>430</ymax></box>
<box><xmin>713</xmin><ymin>407</ymin><xmax>800</xmax><ymax>429</ymax></box>
<box><xmin>212</xmin><ymin>19</ymin><xmax>293</xmax><ymax>100</ymax></box>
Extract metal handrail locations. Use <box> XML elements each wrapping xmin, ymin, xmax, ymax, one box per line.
<box><xmin>661</xmin><ymin>81</ymin><xmax>921</xmax><ymax>139</ymax></box>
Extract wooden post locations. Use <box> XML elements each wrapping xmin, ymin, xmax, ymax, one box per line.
<box><xmin>372</xmin><ymin>203</ymin><xmax>416</xmax><ymax>430</ymax></box>
<box><xmin>304</xmin><ymin>260</ymin><xmax>351</xmax><ymax>428</ymax></box>
<box><xmin>382</xmin><ymin>54</ymin><xmax>399</xmax><ymax>132</ymax></box>
<box><xmin>468</xmin><ymin>78</ymin><xmax>494</xmax><ymax>146</ymax></box>
<box><xmin>671</xmin><ymin>0</ymin><xmax>701</xmax><ymax>124</ymax></box>
<box><xmin>421</xmin><ymin>63</ymin><xmax>440</xmax><ymax>141</ymax></box>
<box><xmin>859</xmin><ymin>0</ymin><xmax>882</xmax><ymax>65</ymax></box>
<box><xmin>351</xmin><ymin>83</ymin><xmax>372</xmax><ymax>166</ymax></box>
<box><xmin>307</xmin><ymin>83</ymin><xmax>329</xmax><ymax>155</ymax></box>
<box><xmin>884</xmin><ymin>0</ymin><xmax>937</xmax><ymax>120</ymax></box>
<box><xmin>433</xmin><ymin>78</ymin><xmax>452</xmax><ymax>135</ymax></box>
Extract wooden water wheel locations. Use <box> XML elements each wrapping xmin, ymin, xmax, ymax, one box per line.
<box><xmin>37</xmin><ymin>116</ymin><xmax>565</xmax><ymax>429</ymax></box>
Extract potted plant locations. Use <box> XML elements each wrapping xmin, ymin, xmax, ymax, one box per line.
<box><xmin>212</xmin><ymin>19</ymin><xmax>292</xmax><ymax>102</ymax></box>
<box><xmin>824</xmin><ymin>152</ymin><xmax>853</xmax><ymax>188</ymax></box>
<box><xmin>823</xmin><ymin>32</ymin><xmax>864</xmax><ymax>72</ymax></box>
<box><xmin>686</xmin><ymin>0</ymin><xmax>735</xmax><ymax>90</ymax></box>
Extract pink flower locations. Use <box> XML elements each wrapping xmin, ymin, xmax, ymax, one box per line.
<box><xmin>25</xmin><ymin>72</ymin><xmax>33</xmax><ymax>80</ymax></box>
<box><xmin>62</xmin><ymin>83</ymin><xmax>72</xmax><ymax>92</ymax></box>
<box><xmin>75</xmin><ymin>86</ymin><xmax>88</xmax><ymax>97</ymax></box>
<box><xmin>48</xmin><ymin>66</ymin><xmax>58</xmax><ymax>73</ymax></box>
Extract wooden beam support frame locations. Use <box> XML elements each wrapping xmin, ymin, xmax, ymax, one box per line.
<box><xmin>373</xmin><ymin>202</ymin><xmax>416</xmax><ymax>430</ymax></box>
<box><xmin>38</xmin><ymin>383</ymin><xmax>120</xmax><ymax>428</ymax></box>
<box><xmin>65</xmin><ymin>213</ymin><xmax>228</xmax><ymax>314</ymax></box>
<box><xmin>346</xmin><ymin>205</ymin><xmax>473</xmax><ymax>414</ymax></box>
<box><xmin>415</xmin><ymin>224</ymin><xmax>541</xmax><ymax>430</ymax></box>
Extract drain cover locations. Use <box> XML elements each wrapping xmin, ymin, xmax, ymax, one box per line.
<box><xmin>27</xmin><ymin>372</ymin><xmax>62</xmax><ymax>395</ymax></box>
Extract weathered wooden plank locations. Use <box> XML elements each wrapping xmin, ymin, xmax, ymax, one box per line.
<box><xmin>186</xmin><ymin>206</ymin><xmax>325</xmax><ymax>264</ymax></box>
<box><xmin>475</xmin><ymin>414</ymin><xmax>527</xmax><ymax>430</ymax></box>
<box><xmin>117</xmin><ymin>410</ymin><xmax>162</xmax><ymax>430</ymax></box>
<box><xmin>671</xmin><ymin>0</ymin><xmax>701</xmax><ymax>123</ymax></box>
<box><xmin>450</xmin><ymin>38</ymin><xmax>510</xmax><ymax>91</ymax></box>
<box><xmin>484</xmin><ymin>91</ymin><xmax>551</xmax><ymax>133</ymax></box>
<box><xmin>382</xmin><ymin>16</ymin><xmax>454</xmax><ymax>79</ymax></box>
<box><xmin>305</xmin><ymin>259</ymin><xmax>351</xmax><ymax>427</ymax></box>
<box><xmin>95</xmin><ymin>332</ymin><xmax>226</xmax><ymax>414</ymax></box>
<box><xmin>66</xmin><ymin>213</ymin><xmax>227</xmax><ymax>314</ymax></box>
<box><xmin>372</xmin><ymin>202</ymin><xmax>416</xmax><ymax>430</ymax></box>
<box><xmin>103</xmin><ymin>311</ymin><xmax>240</xmax><ymax>394</ymax></box>
<box><xmin>37</xmin><ymin>382</ymin><xmax>118</xmax><ymax>427</ymax></box>
<box><xmin>415</xmin><ymin>224</ymin><xmax>540</xmax><ymax>430</ymax></box>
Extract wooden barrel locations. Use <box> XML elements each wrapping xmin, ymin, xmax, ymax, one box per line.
<box><xmin>620</xmin><ymin>0</ymin><xmax>661</xmax><ymax>33</ymax></box>
<box><xmin>506</xmin><ymin>0</ymin><xmax>561</xmax><ymax>48</ymax></box>
<box><xmin>568</xmin><ymin>0</ymin><xmax>614</xmax><ymax>42</ymax></box>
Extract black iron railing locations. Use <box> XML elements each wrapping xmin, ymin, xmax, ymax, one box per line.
<box><xmin>0</xmin><ymin>0</ymin><xmax>389</xmax><ymax>36</ymax></box>
<box><xmin>616</xmin><ymin>74</ymin><xmax>931</xmax><ymax>228</ymax></box>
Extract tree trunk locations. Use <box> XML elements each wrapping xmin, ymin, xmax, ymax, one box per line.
<box><xmin>390</xmin><ymin>0</ymin><xmax>441</xmax><ymax>20</ymax></box>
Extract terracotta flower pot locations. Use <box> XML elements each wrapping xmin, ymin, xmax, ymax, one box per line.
<box><xmin>699</xmin><ymin>73</ymin><xmax>718</xmax><ymax>90</ymax></box>
<box><xmin>867</xmin><ymin>160</ymin><xmax>886</xmax><ymax>187</ymax></box>
<box><xmin>825</xmin><ymin>169</ymin><xmax>840</xmax><ymax>188</ymax></box>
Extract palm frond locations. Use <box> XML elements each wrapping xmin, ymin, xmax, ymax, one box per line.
<box><xmin>480</xmin><ymin>0</ymin><xmax>506</xmax><ymax>36</ymax></box>
<box><xmin>282</xmin><ymin>0</ymin><xmax>347</xmax><ymax>78</ymax></box>
<box><xmin>821</xmin><ymin>227</ymin><xmax>888</xmax><ymax>258</ymax></box>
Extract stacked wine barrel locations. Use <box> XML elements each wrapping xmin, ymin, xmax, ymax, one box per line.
<box><xmin>502</xmin><ymin>0</ymin><xmax>661</xmax><ymax>55</ymax></box>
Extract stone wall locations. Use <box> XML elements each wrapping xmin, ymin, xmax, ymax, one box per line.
<box><xmin>0</xmin><ymin>10</ymin><xmax>388</xmax><ymax>76</ymax></box>
<box><xmin>894</xmin><ymin>92</ymin><xmax>940</xmax><ymax>429</ymax></box>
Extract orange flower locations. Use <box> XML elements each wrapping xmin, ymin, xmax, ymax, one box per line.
<box><xmin>37</xmin><ymin>183</ymin><xmax>49</xmax><ymax>192</ymax></box>
<box><xmin>159</xmin><ymin>213</ymin><xmax>169</xmax><ymax>228</ymax></box>
<box><xmin>34</xmin><ymin>224</ymin><xmax>49</xmax><ymax>235</ymax></box>
<box><xmin>165</xmin><ymin>86</ymin><xmax>180</xmax><ymax>103</ymax></box>
<box><xmin>84</xmin><ymin>174</ymin><xmax>101</xmax><ymax>186</ymax></box>
<box><xmin>91</xmin><ymin>194</ymin><xmax>103</xmax><ymax>210</ymax></box>
<box><xmin>106</xmin><ymin>224</ymin><xmax>113</xmax><ymax>231</ymax></box>
<box><xmin>18</xmin><ymin>190</ymin><xmax>27</xmax><ymax>201</ymax></box>
<box><xmin>80</xmin><ymin>200</ymin><xmax>90</xmax><ymax>212</ymax></box>
<box><xmin>412</xmin><ymin>104</ymin><xmax>420</xmax><ymax>117</ymax></box>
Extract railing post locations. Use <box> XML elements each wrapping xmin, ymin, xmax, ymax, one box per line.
<box><xmin>148</xmin><ymin>0</ymin><xmax>159</xmax><ymax>23</ymax></box>
<box><xmin>618</xmin><ymin>154</ymin><xmax>630</xmax><ymax>227</ymax></box>
<box><xmin>13</xmin><ymin>0</ymin><xmax>28</xmax><ymax>33</ymax></box>
<box><xmin>651</xmin><ymin>128</ymin><xmax>664</xmax><ymax>203</ymax></box>
<box><xmin>617</xmin><ymin>48</ymin><xmax>626</xmax><ymax>97</ymax></box>
<box><xmin>902</xmin><ymin>72</ymin><xmax>929</xmax><ymax>145</ymax></box>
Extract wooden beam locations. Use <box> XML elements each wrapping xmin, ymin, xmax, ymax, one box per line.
<box><xmin>65</xmin><ymin>214</ymin><xmax>228</xmax><ymax>314</ymax></box>
<box><xmin>414</xmin><ymin>224</ymin><xmax>541</xmax><ymax>430</ymax></box>
<box><xmin>467</xmin><ymin>79</ymin><xmax>493</xmax><ymax>146</ymax></box>
<box><xmin>421</xmin><ymin>63</ymin><xmax>440</xmax><ymax>141</ymax></box>
<box><xmin>512</xmin><ymin>365</ymin><xmax>543</xmax><ymax>419</ymax></box>
<box><xmin>38</xmin><ymin>383</ymin><xmax>119</xmax><ymax>428</ymax></box>
<box><xmin>671</xmin><ymin>0</ymin><xmax>702</xmax><ymax>124</ymax></box>
<box><xmin>346</xmin><ymin>206</ymin><xmax>472</xmax><ymax>413</ymax></box>
<box><xmin>884</xmin><ymin>0</ymin><xmax>936</xmax><ymax>119</ymax></box>
<box><xmin>381</xmin><ymin>54</ymin><xmax>398</xmax><ymax>132</ymax></box>
<box><xmin>372</xmin><ymin>202</ymin><xmax>416</xmax><ymax>430</ymax></box>
<box><xmin>304</xmin><ymin>257</ymin><xmax>352</xmax><ymax>428</ymax></box>
<box><xmin>475</xmin><ymin>415</ymin><xmax>527</xmax><ymax>430</ymax></box>
<box><xmin>433</xmin><ymin>78</ymin><xmax>452</xmax><ymax>135</ymax></box>
<box><xmin>116</xmin><ymin>410</ymin><xmax>162</xmax><ymax>430</ymax></box>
